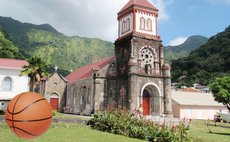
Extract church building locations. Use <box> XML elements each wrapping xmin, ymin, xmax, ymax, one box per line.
<box><xmin>64</xmin><ymin>0</ymin><xmax>172</xmax><ymax>117</ymax></box>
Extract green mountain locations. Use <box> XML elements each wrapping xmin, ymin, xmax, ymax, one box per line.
<box><xmin>164</xmin><ymin>35</ymin><xmax>208</xmax><ymax>62</ymax></box>
<box><xmin>0</xmin><ymin>16</ymin><xmax>114</xmax><ymax>75</ymax></box>
<box><xmin>171</xmin><ymin>25</ymin><xmax>230</xmax><ymax>85</ymax></box>
<box><xmin>0</xmin><ymin>16</ymin><xmax>209</xmax><ymax>77</ymax></box>
<box><xmin>0</xmin><ymin>28</ymin><xmax>23</xmax><ymax>59</ymax></box>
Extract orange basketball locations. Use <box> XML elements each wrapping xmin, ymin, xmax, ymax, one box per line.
<box><xmin>5</xmin><ymin>92</ymin><xmax>52</xmax><ymax>140</ymax></box>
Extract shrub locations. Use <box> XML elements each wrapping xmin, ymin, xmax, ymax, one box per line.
<box><xmin>52</xmin><ymin>110</ymin><xmax>58</xmax><ymax>116</ymax></box>
<box><xmin>0</xmin><ymin>110</ymin><xmax>5</xmax><ymax>115</ymax></box>
<box><xmin>88</xmin><ymin>109</ymin><xmax>191</xmax><ymax>142</ymax></box>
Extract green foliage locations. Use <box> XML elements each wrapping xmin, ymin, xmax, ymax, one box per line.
<box><xmin>0</xmin><ymin>16</ymin><xmax>114</xmax><ymax>76</ymax></box>
<box><xmin>171</xmin><ymin>25</ymin><xmax>230</xmax><ymax>85</ymax></box>
<box><xmin>52</xmin><ymin>110</ymin><xmax>58</xmax><ymax>116</ymax></box>
<box><xmin>0</xmin><ymin>30</ymin><xmax>23</xmax><ymax>59</ymax></box>
<box><xmin>209</xmin><ymin>76</ymin><xmax>230</xmax><ymax>111</ymax></box>
<box><xmin>20</xmin><ymin>56</ymin><xmax>49</xmax><ymax>91</ymax></box>
<box><xmin>164</xmin><ymin>35</ymin><xmax>208</xmax><ymax>63</ymax></box>
<box><xmin>88</xmin><ymin>110</ymin><xmax>191</xmax><ymax>142</ymax></box>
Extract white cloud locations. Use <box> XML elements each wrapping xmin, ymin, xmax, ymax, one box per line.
<box><xmin>168</xmin><ymin>37</ymin><xmax>188</xmax><ymax>46</ymax></box>
<box><xmin>151</xmin><ymin>0</ymin><xmax>173</xmax><ymax>21</ymax></box>
<box><xmin>0</xmin><ymin>0</ymin><xmax>127</xmax><ymax>41</ymax></box>
<box><xmin>0</xmin><ymin>0</ymin><xmax>172</xmax><ymax>41</ymax></box>
<box><xmin>205</xmin><ymin>0</ymin><xmax>230</xmax><ymax>5</ymax></box>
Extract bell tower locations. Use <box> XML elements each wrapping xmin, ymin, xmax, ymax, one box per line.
<box><xmin>115</xmin><ymin>0</ymin><xmax>172</xmax><ymax>117</ymax></box>
<box><xmin>118</xmin><ymin>0</ymin><xmax>160</xmax><ymax>40</ymax></box>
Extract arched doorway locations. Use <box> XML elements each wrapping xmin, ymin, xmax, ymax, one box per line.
<box><xmin>140</xmin><ymin>83</ymin><xmax>162</xmax><ymax>116</ymax></box>
<box><xmin>143</xmin><ymin>89</ymin><xmax>150</xmax><ymax>115</ymax></box>
<box><xmin>50</xmin><ymin>93</ymin><xmax>59</xmax><ymax>111</ymax></box>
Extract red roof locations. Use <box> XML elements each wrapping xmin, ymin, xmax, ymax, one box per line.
<box><xmin>181</xmin><ymin>88</ymin><xmax>202</xmax><ymax>93</ymax></box>
<box><xmin>65</xmin><ymin>56</ymin><xmax>116</xmax><ymax>84</ymax></box>
<box><xmin>0</xmin><ymin>58</ymin><xmax>28</xmax><ymax>69</ymax></box>
<box><xmin>119</xmin><ymin>0</ymin><xmax>158</xmax><ymax>13</ymax></box>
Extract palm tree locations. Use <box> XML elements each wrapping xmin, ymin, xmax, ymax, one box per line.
<box><xmin>20</xmin><ymin>56</ymin><xmax>49</xmax><ymax>92</ymax></box>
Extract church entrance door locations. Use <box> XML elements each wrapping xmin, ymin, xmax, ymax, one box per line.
<box><xmin>50</xmin><ymin>98</ymin><xmax>58</xmax><ymax>111</ymax></box>
<box><xmin>141</xmin><ymin>83</ymin><xmax>162</xmax><ymax>116</ymax></box>
<box><xmin>143</xmin><ymin>89</ymin><xmax>150</xmax><ymax>115</ymax></box>
<box><xmin>50</xmin><ymin>93</ymin><xmax>59</xmax><ymax>111</ymax></box>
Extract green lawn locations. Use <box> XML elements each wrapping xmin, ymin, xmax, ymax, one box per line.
<box><xmin>189</xmin><ymin>120</ymin><xmax>230</xmax><ymax>142</ymax></box>
<box><xmin>1</xmin><ymin>119</ymin><xmax>230</xmax><ymax>142</ymax></box>
<box><xmin>0</xmin><ymin>123</ymin><xmax>145</xmax><ymax>142</ymax></box>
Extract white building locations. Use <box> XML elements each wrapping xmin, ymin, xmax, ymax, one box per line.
<box><xmin>172</xmin><ymin>91</ymin><xmax>228</xmax><ymax>120</ymax></box>
<box><xmin>0</xmin><ymin>58</ymin><xmax>29</xmax><ymax>110</ymax></box>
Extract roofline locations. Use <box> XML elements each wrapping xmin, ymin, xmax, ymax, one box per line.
<box><xmin>0</xmin><ymin>66</ymin><xmax>23</xmax><ymax>70</ymax></box>
<box><xmin>172</xmin><ymin>99</ymin><xmax>224</xmax><ymax>107</ymax></box>
<box><xmin>66</xmin><ymin>57</ymin><xmax>116</xmax><ymax>84</ymax></box>
<box><xmin>67</xmin><ymin>76</ymin><xmax>93</xmax><ymax>85</ymax></box>
<box><xmin>177</xmin><ymin>104</ymin><xmax>225</xmax><ymax>107</ymax></box>
<box><xmin>118</xmin><ymin>4</ymin><xmax>158</xmax><ymax>15</ymax></box>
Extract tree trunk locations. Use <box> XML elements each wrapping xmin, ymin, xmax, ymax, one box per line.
<box><xmin>30</xmin><ymin>75</ymin><xmax>36</xmax><ymax>92</ymax></box>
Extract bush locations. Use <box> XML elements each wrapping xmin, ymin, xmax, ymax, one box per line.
<box><xmin>52</xmin><ymin>110</ymin><xmax>58</xmax><ymax>116</ymax></box>
<box><xmin>0</xmin><ymin>110</ymin><xmax>5</xmax><ymax>115</ymax></box>
<box><xmin>88</xmin><ymin>110</ymin><xmax>191</xmax><ymax>142</ymax></box>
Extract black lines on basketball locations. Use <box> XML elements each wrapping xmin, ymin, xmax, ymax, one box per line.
<box><xmin>6</xmin><ymin>116</ymin><xmax>52</xmax><ymax>123</ymax></box>
<box><xmin>7</xmin><ymin>98</ymin><xmax>46</xmax><ymax>115</ymax></box>
<box><xmin>11</xmin><ymin>92</ymin><xmax>25</xmax><ymax>137</ymax></box>
<box><xmin>5</xmin><ymin>92</ymin><xmax>53</xmax><ymax>140</ymax></box>
<box><xmin>10</xmin><ymin>126</ymin><xmax>38</xmax><ymax>137</ymax></box>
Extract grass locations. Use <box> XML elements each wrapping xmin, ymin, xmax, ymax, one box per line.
<box><xmin>189</xmin><ymin>120</ymin><xmax>230</xmax><ymax>142</ymax></box>
<box><xmin>0</xmin><ymin>123</ymin><xmax>145</xmax><ymax>142</ymax></box>
<box><xmin>1</xmin><ymin>114</ymin><xmax>230</xmax><ymax>142</ymax></box>
<box><xmin>52</xmin><ymin>111</ymin><xmax>91</xmax><ymax>120</ymax></box>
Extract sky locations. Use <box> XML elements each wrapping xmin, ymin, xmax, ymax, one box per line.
<box><xmin>0</xmin><ymin>0</ymin><xmax>230</xmax><ymax>46</ymax></box>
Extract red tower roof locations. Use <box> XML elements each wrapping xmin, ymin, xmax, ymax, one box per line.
<box><xmin>119</xmin><ymin>0</ymin><xmax>158</xmax><ymax>13</ymax></box>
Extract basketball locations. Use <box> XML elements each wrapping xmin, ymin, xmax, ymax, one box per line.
<box><xmin>5</xmin><ymin>92</ymin><xmax>52</xmax><ymax>140</ymax></box>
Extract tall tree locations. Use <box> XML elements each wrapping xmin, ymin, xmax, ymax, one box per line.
<box><xmin>20</xmin><ymin>56</ymin><xmax>49</xmax><ymax>92</ymax></box>
<box><xmin>209</xmin><ymin>76</ymin><xmax>230</xmax><ymax>111</ymax></box>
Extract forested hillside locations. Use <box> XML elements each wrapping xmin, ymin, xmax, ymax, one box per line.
<box><xmin>0</xmin><ymin>16</ymin><xmax>213</xmax><ymax>77</ymax></box>
<box><xmin>0</xmin><ymin>29</ymin><xmax>23</xmax><ymax>59</ymax></box>
<box><xmin>0</xmin><ymin>16</ymin><xmax>114</xmax><ymax>75</ymax></box>
<box><xmin>171</xmin><ymin>25</ymin><xmax>230</xmax><ymax>85</ymax></box>
<box><xmin>164</xmin><ymin>35</ymin><xmax>208</xmax><ymax>62</ymax></box>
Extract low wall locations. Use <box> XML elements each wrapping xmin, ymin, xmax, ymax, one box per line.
<box><xmin>0</xmin><ymin>115</ymin><xmax>88</xmax><ymax>125</ymax></box>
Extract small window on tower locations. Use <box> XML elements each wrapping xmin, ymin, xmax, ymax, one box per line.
<box><xmin>140</xmin><ymin>17</ymin><xmax>145</xmax><ymax>29</ymax></box>
<box><xmin>126</xmin><ymin>18</ymin><xmax>130</xmax><ymax>30</ymax></box>
<box><xmin>122</xmin><ymin>21</ymin><xmax>126</xmax><ymax>32</ymax></box>
<box><xmin>146</xmin><ymin>18</ymin><xmax>152</xmax><ymax>31</ymax></box>
<box><xmin>145</xmin><ymin>64</ymin><xmax>151</xmax><ymax>74</ymax></box>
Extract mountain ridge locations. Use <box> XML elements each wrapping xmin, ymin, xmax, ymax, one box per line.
<box><xmin>164</xmin><ymin>35</ymin><xmax>208</xmax><ymax>62</ymax></box>
<box><xmin>0</xmin><ymin>16</ymin><xmax>209</xmax><ymax>76</ymax></box>
<box><xmin>171</xmin><ymin>25</ymin><xmax>230</xmax><ymax>85</ymax></box>
<box><xmin>0</xmin><ymin>16</ymin><xmax>114</xmax><ymax>75</ymax></box>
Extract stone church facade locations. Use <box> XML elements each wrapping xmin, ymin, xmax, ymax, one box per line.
<box><xmin>36</xmin><ymin>67</ymin><xmax>67</xmax><ymax>112</ymax></box>
<box><xmin>64</xmin><ymin>0</ymin><xmax>172</xmax><ymax>117</ymax></box>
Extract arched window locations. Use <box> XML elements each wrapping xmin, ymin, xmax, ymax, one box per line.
<box><xmin>145</xmin><ymin>64</ymin><xmax>151</xmax><ymax>74</ymax></box>
<box><xmin>2</xmin><ymin>77</ymin><xmax>12</xmax><ymax>91</ymax></box>
<box><xmin>80</xmin><ymin>88</ymin><xmax>83</xmax><ymax>105</ymax></box>
<box><xmin>140</xmin><ymin>17</ymin><xmax>145</xmax><ymax>29</ymax></box>
<box><xmin>88</xmin><ymin>88</ymin><xmax>91</xmax><ymax>103</ymax></box>
<box><xmin>126</xmin><ymin>18</ymin><xmax>130</xmax><ymax>30</ymax></box>
<box><xmin>146</xmin><ymin>18</ymin><xmax>152</xmax><ymax>31</ymax></box>
<box><xmin>122</xmin><ymin>21</ymin><xmax>126</xmax><ymax>32</ymax></box>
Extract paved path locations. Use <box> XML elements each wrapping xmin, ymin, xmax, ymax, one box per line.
<box><xmin>145</xmin><ymin>116</ymin><xmax>190</xmax><ymax>126</ymax></box>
